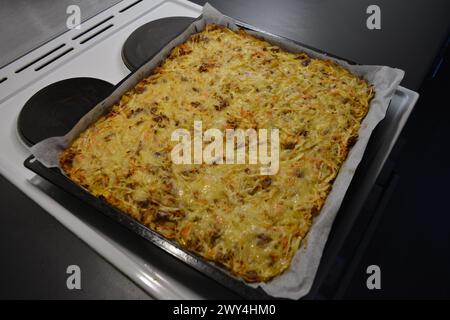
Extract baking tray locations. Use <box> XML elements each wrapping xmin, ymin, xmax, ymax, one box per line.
<box><xmin>23</xmin><ymin>15</ymin><xmax>416</xmax><ymax>299</ymax></box>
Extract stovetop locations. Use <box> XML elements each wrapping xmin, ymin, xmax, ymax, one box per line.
<box><xmin>0</xmin><ymin>0</ymin><xmax>419</xmax><ymax>299</ymax></box>
<box><xmin>16</xmin><ymin>13</ymin><xmax>197</xmax><ymax>148</ymax></box>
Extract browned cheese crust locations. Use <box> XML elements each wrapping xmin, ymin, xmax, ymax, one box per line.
<box><xmin>60</xmin><ymin>24</ymin><xmax>374</xmax><ymax>282</ymax></box>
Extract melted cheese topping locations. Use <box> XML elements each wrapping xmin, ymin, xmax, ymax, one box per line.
<box><xmin>60</xmin><ymin>25</ymin><xmax>374</xmax><ymax>282</ymax></box>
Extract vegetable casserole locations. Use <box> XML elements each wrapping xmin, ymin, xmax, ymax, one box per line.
<box><xmin>60</xmin><ymin>24</ymin><xmax>374</xmax><ymax>282</ymax></box>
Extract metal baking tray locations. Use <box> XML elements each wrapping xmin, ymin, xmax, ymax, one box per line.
<box><xmin>23</xmin><ymin>16</ymin><xmax>418</xmax><ymax>299</ymax></box>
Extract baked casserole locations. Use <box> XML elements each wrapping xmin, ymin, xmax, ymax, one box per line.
<box><xmin>60</xmin><ymin>24</ymin><xmax>374</xmax><ymax>282</ymax></box>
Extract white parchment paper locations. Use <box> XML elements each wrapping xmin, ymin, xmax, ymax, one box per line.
<box><xmin>29</xmin><ymin>3</ymin><xmax>404</xmax><ymax>299</ymax></box>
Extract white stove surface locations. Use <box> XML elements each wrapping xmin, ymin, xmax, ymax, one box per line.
<box><xmin>0</xmin><ymin>0</ymin><xmax>217</xmax><ymax>300</ymax></box>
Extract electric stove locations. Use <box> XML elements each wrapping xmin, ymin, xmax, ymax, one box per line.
<box><xmin>0</xmin><ymin>0</ymin><xmax>419</xmax><ymax>299</ymax></box>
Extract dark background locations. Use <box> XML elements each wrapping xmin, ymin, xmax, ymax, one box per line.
<box><xmin>345</xmin><ymin>42</ymin><xmax>450</xmax><ymax>299</ymax></box>
<box><xmin>0</xmin><ymin>0</ymin><xmax>449</xmax><ymax>299</ymax></box>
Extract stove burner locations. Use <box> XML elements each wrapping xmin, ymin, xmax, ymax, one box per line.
<box><xmin>122</xmin><ymin>16</ymin><xmax>195</xmax><ymax>71</ymax></box>
<box><xmin>18</xmin><ymin>77</ymin><xmax>114</xmax><ymax>146</ymax></box>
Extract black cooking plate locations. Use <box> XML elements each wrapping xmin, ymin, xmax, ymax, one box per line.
<box><xmin>122</xmin><ymin>16</ymin><xmax>195</xmax><ymax>71</ymax></box>
<box><xmin>24</xmin><ymin>15</ymin><xmax>360</xmax><ymax>299</ymax></box>
<box><xmin>18</xmin><ymin>78</ymin><xmax>114</xmax><ymax>146</ymax></box>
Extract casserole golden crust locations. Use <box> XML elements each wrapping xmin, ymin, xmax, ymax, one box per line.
<box><xmin>60</xmin><ymin>24</ymin><xmax>374</xmax><ymax>282</ymax></box>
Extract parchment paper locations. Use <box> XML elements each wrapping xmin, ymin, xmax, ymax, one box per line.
<box><xmin>29</xmin><ymin>3</ymin><xmax>404</xmax><ymax>299</ymax></box>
